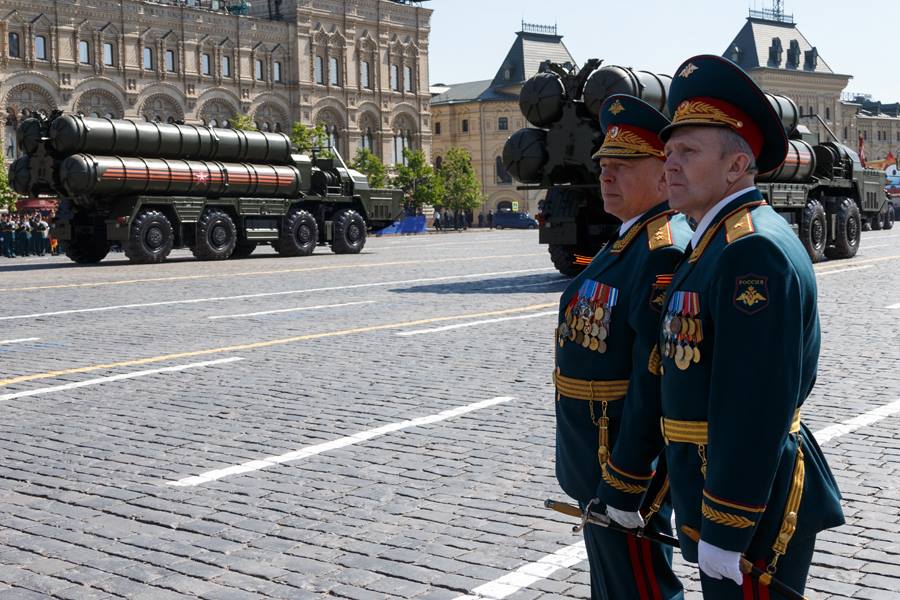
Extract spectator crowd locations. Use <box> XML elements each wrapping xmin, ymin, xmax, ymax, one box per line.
<box><xmin>0</xmin><ymin>211</ymin><xmax>56</xmax><ymax>258</ymax></box>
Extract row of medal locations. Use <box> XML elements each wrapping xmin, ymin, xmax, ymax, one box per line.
<box><xmin>557</xmin><ymin>280</ymin><xmax>620</xmax><ymax>353</ymax></box>
<box><xmin>662</xmin><ymin>290</ymin><xmax>703</xmax><ymax>371</ymax></box>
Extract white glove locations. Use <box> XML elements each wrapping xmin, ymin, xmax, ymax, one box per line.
<box><xmin>605</xmin><ymin>505</ymin><xmax>645</xmax><ymax>529</ymax></box>
<box><xmin>698</xmin><ymin>539</ymin><xmax>744</xmax><ymax>585</ymax></box>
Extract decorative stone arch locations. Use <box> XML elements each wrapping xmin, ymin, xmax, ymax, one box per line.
<box><xmin>97</xmin><ymin>22</ymin><xmax>122</xmax><ymax>73</ymax></box>
<box><xmin>357</xmin><ymin>109</ymin><xmax>380</xmax><ymax>155</ymax></box>
<box><xmin>356</xmin><ymin>31</ymin><xmax>378</xmax><ymax>91</ymax></box>
<box><xmin>311</xmin><ymin>23</ymin><xmax>346</xmax><ymax>88</ymax></box>
<box><xmin>75</xmin><ymin>87</ymin><xmax>124</xmax><ymax>118</ymax></box>
<box><xmin>196</xmin><ymin>87</ymin><xmax>242</xmax><ymax>116</ymax></box>
<box><xmin>270</xmin><ymin>43</ymin><xmax>288</xmax><ymax>85</ymax></box>
<box><xmin>196</xmin><ymin>35</ymin><xmax>217</xmax><ymax>80</ymax></box>
<box><xmin>198</xmin><ymin>98</ymin><xmax>238</xmax><ymax>128</ymax></box>
<box><xmin>313</xmin><ymin>105</ymin><xmax>345</xmax><ymax>155</ymax></box>
<box><xmin>3</xmin><ymin>81</ymin><xmax>57</xmax><ymax>118</ymax></box>
<box><xmin>139</xmin><ymin>93</ymin><xmax>184</xmax><ymax>123</ymax></box>
<box><xmin>488</xmin><ymin>191</ymin><xmax>525</xmax><ymax>213</ymax></box>
<box><xmin>217</xmin><ymin>37</ymin><xmax>237</xmax><ymax>83</ymax></box>
<box><xmin>390</xmin><ymin>111</ymin><xmax>417</xmax><ymax>165</ymax></box>
<box><xmin>0</xmin><ymin>10</ymin><xmax>28</xmax><ymax>67</ymax></box>
<box><xmin>252</xmin><ymin>102</ymin><xmax>289</xmax><ymax>133</ymax></box>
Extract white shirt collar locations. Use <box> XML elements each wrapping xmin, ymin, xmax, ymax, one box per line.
<box><xmin>690</xmin><ymin>186</ymin><xmax>757</xmax><ymax>247</ymax></box>
<box><xmin>618</xmin><ymin>210</ymin><xmax>647</xmax><ymax>238</ymax></box>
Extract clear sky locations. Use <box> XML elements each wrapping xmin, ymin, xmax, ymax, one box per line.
<box><xmin>427</xmin><ymin>0</ymin><xmax>896</xmax><ymax>102</ymax></box>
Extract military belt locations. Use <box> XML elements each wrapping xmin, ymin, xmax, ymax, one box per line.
<box><xmin>552</xmin><ymin>368</ymin><xmax>629</xmax><ymax>402</ymax></box>
<box><xmin>661</xmin><ymin>409</ymin><xmax>801</xmax><ymax>445</ymax></box>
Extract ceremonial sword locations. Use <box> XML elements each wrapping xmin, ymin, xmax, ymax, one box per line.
<box><xmin>544</xmin><ymin>499</ymin><xmax>808</xmax><ymax>600</ymax></box>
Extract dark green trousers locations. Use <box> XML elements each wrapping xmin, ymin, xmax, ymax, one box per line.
<box><xmin>699</xmin><ymin>535</ymin><xmax>815</xmax><ymax>600</ymax></box>
<box><xmin>583</xmin><ymin>503</ymin><xmax>684</xmax><ymax>600</ymax></box>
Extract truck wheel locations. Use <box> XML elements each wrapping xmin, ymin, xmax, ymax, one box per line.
<box><xmin>870</xmin><ymin>211</ymin><xmax>883</xmax><ymax>231</ymax></box>
<box><xmin>124</xmin><ymin>210</ymin><xmax>173</xmax><ymax>263</ymax></box>
<box><xmin>825</xmin><ymin>198</ymin><xmax>861</xmax><ymax>260</ymax></box>
<box><xmin>799</xmin><ymin>200</ymin><xmax>826</xmax><ymax>263</ymax></box>
<box><xmin>192</xmin><ymin>209</ymin><xmax>237</xmax><ymax>260</ymax></box>
<box><xmin>64</xmin><ymin>238</ymin><xmax>110</xmax><ymax>264</ymax></box>
<box><xmin>230</xmin><ymin>242</ymin><xmax>257</xmax><ymax>259</ymax></box>
<box><xmin>883</xmin><ymin>206</ymin><xmax>895</xmax><ymax>230</ymax></box>
<box><xmin>331</xmin><ymin>209</ymin><xmax>366</xmax><ymax>254</ymax></box>
<box><xmin>549</xmin><ymin>244</ymin><xmax>585</xmax><ymax>277</ymax></box>
<box><xmin>277</xmin><ymin>208</ymin><xmax>319</xmax><ymax>256</ymax></box>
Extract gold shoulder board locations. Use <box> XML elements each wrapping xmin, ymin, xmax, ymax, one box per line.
<box><xmin>646</xmin><ymin>215</ymin><xmax>674</xmax><ymax>251</ymax></box>
<box><xmin>725</xmin><ymin>209</ymin><xmax>755</xmax><ymax>244</ymax></box>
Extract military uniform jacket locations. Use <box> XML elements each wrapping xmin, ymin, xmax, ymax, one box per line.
<box><xmin>555</xmin><ymin>201</ymin><xmax>691</xmax><ymax>504</ymax></box>
<box><xmin>646</xmin><ymin>189</ymin><xmax>844</xmax><ymax>562</ymax></box>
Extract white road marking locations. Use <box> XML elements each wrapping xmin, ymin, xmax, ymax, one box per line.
<box><xmin>815</xmin><ymin>265</ymin><xmax>874</xmax><ymax>276</ymax></box>
<box><xmin>814</xmin><ymin>398</ymin><xmax>900</xmax><ymax>445</ymax></box>
<box><xmin>453</xmin><ymin>542</ymin><xmax>588</xmax><ymax>600</ymax></box>
<box><xmin>862</xmin><ymin>243</ymin><xmax>893</xmax><ymax>249</ymax></box>
<box><xmin>483</xmin><ymin>280</ymin><xmax>567</xmax><ymax>291</ymax></box>
<box><xmin>0</xmin><ymin>268</ymin><xmax>554</xmax><ymax>321</ymax></box>
<box><xmin>396</xmin><ymin>311</ymin><xmax>557</xmax><ymax>337</ymax></box>
<box><xmin>0</xmin><ymin>337</ymin><xmax>40</xmax><ymax>345</ymax></box>
<box><xmin>167</xmin><ymin>395</ymin><xmax>515</xmax><ymax>487</ymax></box>
<box><xmin>452</xmin><ymin>399</ymin><xmax>900</xmax><ymax>599</ymax></box>
<box><xmin>887</xmin><ymin>302</ymin><xmax>900</xmax><ymax>309</ymax></box>
<box><xmin>0</xmin><ymin>357</ymin><xmax>243</xmax><ymax>402</ymax></box>
<box><xmin>208</xmin><ymin>300</ymin><xmax>375</xmax><ymax>320</ymax></box>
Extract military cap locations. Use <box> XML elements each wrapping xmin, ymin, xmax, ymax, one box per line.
<box><xmin>592</xmin><ymin>94</ymin><xmax>669</xmax><ymax>161</ymax></box>
<box><xmin>660</xmin><ymin>54</ymin><xmax>788</xmax><ymax>173</ymax></box>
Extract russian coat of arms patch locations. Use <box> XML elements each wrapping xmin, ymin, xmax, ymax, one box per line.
<box><xmin>733</xmin><ymin>274</ymin><xmax>769</xmax><ymax>315</ymax></box>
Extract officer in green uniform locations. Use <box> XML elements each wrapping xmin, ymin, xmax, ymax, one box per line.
<box><xmin>606</xmin><ymin>55</ymin><xmax>845</xmax><ymax>599</ymax></box>
<box><xmin>554</xmin><ymin>94</ymin><xmax>691</xmax><ymax>600</ymax></box>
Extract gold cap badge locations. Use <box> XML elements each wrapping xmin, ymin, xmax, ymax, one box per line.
<box><xmin>678</xmin><ymin>62</ymin><xmax>698</xmax><ymax>78</ymax></box>
<box><xmin>608</xmin><ymin>100</ymin><xmax>625</xmax><ymax>115</ymax></box>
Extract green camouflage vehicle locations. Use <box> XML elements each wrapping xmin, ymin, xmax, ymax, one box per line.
<box><xmin>10</xmin><ymin>112</ymin><xmax>404</xmax><ymax>264</ymax></box>
<box><xmin>503</xmin><ymin>59</ymin><xmax>891</xmax><ymax>276</ymax></box>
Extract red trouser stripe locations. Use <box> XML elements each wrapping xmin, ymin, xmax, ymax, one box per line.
<box><xmin>640</xmin><ymin>538</ymin><xmax>663</xmax><ymax>600</ymax></box>
<box><xmin>742</xmin><ymin>569</ymin><xmax>755</xmax><ymax>600</ymax></box>
<box><xmin>626</xmin><ymin>536</ymin><xmax>651</xmax><ymax>600</ymax></box>
<box><xmin>756</xmin><ymin>561</ymin><xmax>770</xmax><ymax>600</ymax></box>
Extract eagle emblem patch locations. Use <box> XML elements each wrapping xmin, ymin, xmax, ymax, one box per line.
<box><xmin>649</xmin><ymin>274</ymin><xmax>673</xmax><ymax>313</ymax></box>
<box><xmin>733</xmin><ymin>274</ymin><xmax>769</xmax><ymax>315</ymax></box>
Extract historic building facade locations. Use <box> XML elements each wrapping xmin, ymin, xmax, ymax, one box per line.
<box><xmin>430</xmin><ymin>24</ymin><xmax>574</xmax><ymax>217</ymax></box>
<box><xmin>0</xmin><ymin>0</ymin><xmax>432</xmax><ymax>164</ymax></box>
<box><xmin>724</xmin><ymin>8</ymin><xmax>898</xmax><ymax>164</ymax></box>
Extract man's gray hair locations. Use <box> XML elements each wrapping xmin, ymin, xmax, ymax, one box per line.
<box><xmin>717</xmin><ymin>128</ymin><xmax>758</xmax><ymax>174</ymax></box>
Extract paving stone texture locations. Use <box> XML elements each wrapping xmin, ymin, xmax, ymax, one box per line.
<box><xmin>0</xmin><ymin>228</ymin><xmax>897</xmax><ymax>599</ymax></box>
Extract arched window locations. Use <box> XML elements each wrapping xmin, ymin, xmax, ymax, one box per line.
<box><xmin>34</xmin><ymin>35</ymin><xmax>47</xmax><ymax>60</ymax></box>
<box><xmin>314</xmin><ymin>55</ymin><xmax>324</xmax><ymax>84</ymax></box>
<box><xmin>8</xmin><ymin>33</ymin><xmax>20</xmax><ymax>58</ymax></box>
<box><xmin>390</xmin><ymin>64</ymin><xmax>399</xmax><ymax>91</ymax></box>
<box><xmin>165</xmin><ymin>49</ymin><xmax>176</xmax><ymax>72</ymax></box>
<box><xmin>825</xmin><ymin>106</ymin><xmax>831</xmax><ymax>121</ymax></box>
<box><xmin>404</xmin><ymin>65</ymin><xmax>413</xmax><ymax>92</ymax></box>
<box><xmin>273</xmin><ymin>61</ymin><xmax>282</xmax><ymax>82</ymax></box>
<box><xmin>102</xmin><ymin>42</ymin><xmax>114</xmax><ymax>66</ymax></box>
<box><xmin>79</xmin><ymin>40</ymin><xmax>90</xmax><ymax>64</ymax></box>
<box><xmin>254</xmin><ymin>58</ymin><xmax>264</xmax><ymax>81</ymax></box>
<box><xmin>327</xmin><ymin>127</ymin><xmax>339</xmax><ymax>150</ymax></box>
<box><xmin>360</xmin><ymin>60</ymin><xmax>370</xmax><ymax>89</ymax></box>
<box><xmin>498</xmin><ymin>117</ymin><xmax>508</xmax><ymax>131</ymax></box>
<box><xmin>329</xmin><ymin>56</ymin><xmax>339</xmax><ymax>85</ymax></box>
<box><xmin>143</xmin><ymin>46</ymin><xmax>154</xmax><ymax>70</ymax></box>
<box><xmin>201</xmin><ymin>53</ymin><xmax>211</xmax><ymax>75</ymax></box>
<box><xmin>496</xmin><ymin>156</ymin><xmax>512</xmax><ymax>184</ymax></box>
<box><xmin>221</xmin><ymin>55</ymin><xmax>231</xmax><ymax>77</ymax></box>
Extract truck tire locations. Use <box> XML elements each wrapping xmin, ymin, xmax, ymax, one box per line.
<box><xmin>231</xmin><ymin>242</ymin><xmax>257</xmax><ymax>259</ymax></box>
<box><xmin>277</xmin><ymin>208</ymin><xmax>318</xmax><ymax>256</ymax></box>
<box><xmin>799</xmin><ymin>200</ymin><xmax>826</xmax><ymax>263</ymax></box>
<box><xmin>192</xmin><ymin>209</ymin><xmax>236</xmax><ymax>260</ymax></box>
<box><xmin>124</xmin><ymin>209</ymin><xmax>173</xmax><ymax>263</ymax></box>
<box><xmin>870</xmin><ymin>211</ymin><xmax>883</xmax><ymax>230</ymax></box>
<box><xmin>549</xmin><ymin>244</ymin><xmax>585</xmax><ymax>277</ymax></box>
<box><xmin>331</xmin><ymin>208</ymin><xmax>366</xmax><ymax>254</ymax></box>
<box><xmin>825</xmin><ymin>198</ymin><xmax>861</xmax><ymax>260</ymax></box>
<box><xmin>64</xmin><ymin>238</ymin><xmax>110</xmax><ymax>264</ymax></box>
<box><xmin>883</xmin><ymin>205</ymin><xmax>895</xmax><ymax>230</ymax></box>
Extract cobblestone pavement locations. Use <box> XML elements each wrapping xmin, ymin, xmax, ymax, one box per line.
<box><xmin>0</xmin><ymin>228</ymin><xmax>898</xmax><ymax>600</ymax></box>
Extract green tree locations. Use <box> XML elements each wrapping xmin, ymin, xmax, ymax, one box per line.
<box><xmin>0</xmin><ymin>163</ymin><xmax>19</xmax><ymax>211</ymax></box>
<box><xmin>440</xmin><ymin>147</ymin><xmax>482</xmax><ymax>214</ymax></box>
<box><xmin>392</xmin><ymin>148</ymin><xmax>444</xmax><ymax>211</ymax></box>
<box><xmin>351</xmin><ymin>148</ymin><xmax>387</xmax><ymax>189</ymax></box>
<box><xmin>289</xmin><ymin>122</ymin><xmax>329</xmax><ymax>155</ymax></box>
<box><xmin>228</xmin><ymin>114</ymin><xmax>257</xmax><ymax>131</ymax></box>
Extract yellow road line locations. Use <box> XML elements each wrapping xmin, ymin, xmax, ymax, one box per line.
<box><xmin>0</xmin><ymin>253</ymin><xmax>544</xmax><ymax>293</ymax></box>
<box><xmin>0</xmin><ymin>303</ymin><xmax>557</xmax><ymax>388</ymax></box>
<box><xmin>815</xmin><ymin>254</ymin><xmax>900</xmax><ymax>272</ymax></box>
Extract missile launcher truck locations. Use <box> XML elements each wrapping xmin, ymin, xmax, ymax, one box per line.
<box><xmin>10</xmin><ymin>112</ymin><xmax>405</xmax><ymax>264</ymax></box>
<box><xmin>502</xmin><ymin>60</ymin><xmax>891</xmax><ymax>276</ymax></box>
